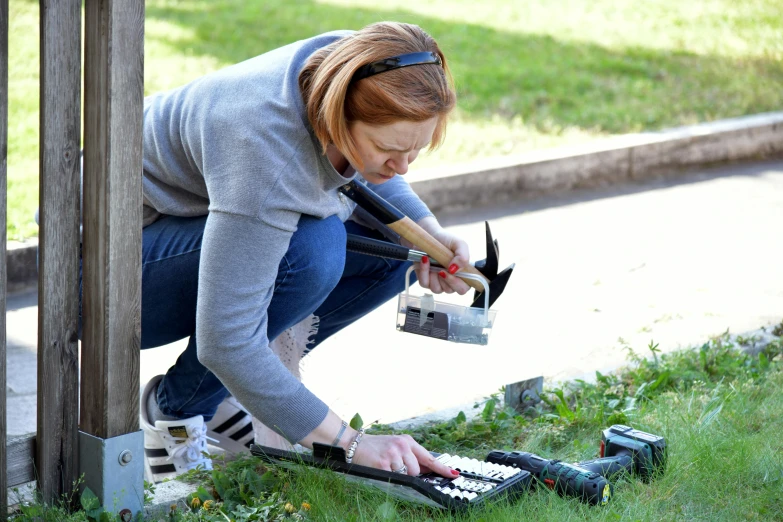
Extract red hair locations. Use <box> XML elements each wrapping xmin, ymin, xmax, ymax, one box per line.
<box><xmin>299</xmin><ymin>22</ymin><xmax>456</xmax><ymax>170</ymax></box>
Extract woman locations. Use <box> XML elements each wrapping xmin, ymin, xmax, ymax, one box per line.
<box><xmin>139</xmin><ymin>21</ymin><xmax>470</xmax><ymax>483</ymax></box>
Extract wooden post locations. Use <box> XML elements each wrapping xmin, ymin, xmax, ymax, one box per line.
<box><xmin>37</xmin><ymin>0</ymin><xmax>82</xmax><ymax>504</ymax></box>
<box><xmin>1</xmin><ymin>0</ymin><xmax>8</xmax><ymax>515</ymax></box>
<box><xmin>81</xmin><ymin>0</ymin><xmax>144</xmax><ymax>441</ymax></box>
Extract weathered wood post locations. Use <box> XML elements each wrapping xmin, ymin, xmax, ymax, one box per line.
<box><xmin>37</xmin><ymin>0</ymin><xmax>82</xmax><ymax>505</ymax></box>
<box><xmin>80</xmin><ymin>0</ymin><xmax>145</xmax><ymax>514</ymax></box>
<box><xmin>1</xmin><ymin>0</ymin><xmax>8</xmax><ymax>516</ymax></box>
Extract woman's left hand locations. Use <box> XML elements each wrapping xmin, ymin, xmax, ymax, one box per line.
<box><xmin>412</xmin><ymin>217</ymin><xmax>471</xmax><ymax>295</ymax></box>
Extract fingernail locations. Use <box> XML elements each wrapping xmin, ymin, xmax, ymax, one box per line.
<box><xmin>421</xmin><ymin>256</ymin><xmax>429</xmax><ymax>264</ymax></box>
<box><xmin>438</xmin><ymin>271</ymin><xmax>447</xmax><ymax>279</ymax></box>
<box><xmin>450</xmin><ymin>469</ymin><xmax>460</xmax><ymax>476</ymax></box>
<box><xmin>448</xmin><ymin>263</ymin><xmax>459</xmax><ymax>275</ymax></box>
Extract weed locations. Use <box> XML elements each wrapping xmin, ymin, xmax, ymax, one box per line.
<box><xmin>168</xmin><ymin>454</ymin><xmax>311</xmax><ymax>521</ymax></box>
<box><xmin>8</xmin><ymin>326</ymin><xmax>783</xmax><ymax>520</ymax></box>
<box><xmin>772</xmin><ymin>320</ymin><xmax>783</xmax><ymax>338</ymax></box>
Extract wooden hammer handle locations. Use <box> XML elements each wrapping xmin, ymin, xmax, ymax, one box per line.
<box><xmin>387</xmin><ymin>217</ymin><xmax>488</xmax><ymax>292</ymax></box>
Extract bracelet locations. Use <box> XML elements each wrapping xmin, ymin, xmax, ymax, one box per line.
<box><xmin>345</xmin><ymin>428</ymin><xmax>365</xmax><ymax>464</ymax></box>
<box><xmin>332</xmin><ymin>420</ymin><xmax>348</xmax><ymax>447</ymax></box>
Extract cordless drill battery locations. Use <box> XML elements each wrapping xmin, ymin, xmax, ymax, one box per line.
<box><xmin>600</xmin><ymin>425</ymin><xmax>666</xmax><ymax>481</ymax></box>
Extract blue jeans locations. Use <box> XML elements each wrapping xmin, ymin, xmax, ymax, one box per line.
<box><xmin>140</xmin><ymin>213</ymin><xmax>412</xmax><ymax>421</ymax></box>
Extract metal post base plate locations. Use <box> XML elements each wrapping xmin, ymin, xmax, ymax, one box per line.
<box><xmin>79</xmin><ymin>430</ymin><xmax>144</xmax><ymax>517</ymax></box>
<box><xmin>505</xmin><ymin>376</ymin><xmax>544</xmax><ymax>413</ymax></box>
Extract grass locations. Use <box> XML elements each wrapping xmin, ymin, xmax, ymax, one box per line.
<box><xmin>9</xmin><ymin>322</ymin><xmax>783</xmax><ymax>521</ymax></box>
<box><xmin>6</xmin><ymin>0</ymin><xmax>783</xmax><ymax>240</ymax></box>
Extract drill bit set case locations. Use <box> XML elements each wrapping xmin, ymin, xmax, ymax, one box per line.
<box><xmin>250</xmin><ymin>443</ymin><xmax>532</xmax><ymax>511</ymax></box>
<box><xmin>396</xmin><ymin>266</ymin><xmax>498</xmax><ymax>346</ymax></box>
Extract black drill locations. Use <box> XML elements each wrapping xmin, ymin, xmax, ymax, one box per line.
<box><xmin>485</xmin><ymin>450</ymin><xmax>613</xmax><ymax>506</ymax></box>
<box><xmin>576</xmin><ymin>425</ymin><xmax>667</xmax><ymax>482</ymax></box>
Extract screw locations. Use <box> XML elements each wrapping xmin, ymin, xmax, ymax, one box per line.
<box><xmin>119</xmin><ymin>450</ymin><xmax>133</xmax><ymax>465</ymax></box>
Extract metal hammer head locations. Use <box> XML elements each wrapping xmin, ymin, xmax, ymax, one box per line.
<box><xmin>470</xmin><ymin>221</ymin><xmax>515</xmax><ymax>309</ymax></box>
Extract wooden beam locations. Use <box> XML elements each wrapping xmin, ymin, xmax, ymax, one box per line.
<box><xmin>81</xmin><ymin>0</ymin><xmax>144</xmax><ymax>439</ymax></box>
<box><xmin>1</xmin><ymin>0</ymin><xmax>8</xmax><ymax>515</ymax></box>
<box><xmin>6</xmin><ymin>436</ymin><xmax>36</xmax><ymax>490</ymax></box>
<box><xmin>37</xmin><ymin>0</ymin><xmax>82</xmax><ymax>504</ymax></box>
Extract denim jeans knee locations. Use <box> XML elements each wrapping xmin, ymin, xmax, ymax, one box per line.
<box><xmin>278</xmin><ymin>215</ymin><xmax>346</xmax><ymax>301</ymax></box>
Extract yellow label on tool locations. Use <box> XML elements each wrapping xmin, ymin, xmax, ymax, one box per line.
<box><xmin>601</xmin><ymin>484</ymin><xmax>612</xmax><ymax>505</ymax></box>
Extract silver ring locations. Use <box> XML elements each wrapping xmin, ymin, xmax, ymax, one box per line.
<box><xmin>391</xmin><ymin>464</ymin><xmax>407</xmax><ymax>474</ymax></box>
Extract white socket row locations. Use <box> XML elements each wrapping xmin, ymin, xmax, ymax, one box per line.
<box><xmin>449</xmin><ymin>475</ymin><xmax>495</xmax><ymax>493</ymax></box>
<box><xmin>433</xmin><ymin>485</ymin><xmax>479</xmax><ymax>502</ymax></box>
<box><xmin>435</xmin><ymin>454</ymin><xmax>521</xmax><ymax>480</ymax></box>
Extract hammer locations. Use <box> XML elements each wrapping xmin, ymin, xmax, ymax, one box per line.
<box><xmin>339</xmin><ymin>180</ymin><xmax>514</xmax><ymax>308</ymax></box>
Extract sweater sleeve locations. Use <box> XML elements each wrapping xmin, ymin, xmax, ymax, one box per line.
<box><xmin>196</xmin><ymin>210</ymin><xmax>329</xmax><ymax>443</ymax></box>
<box><xmin>367</xmin><ymin>174</ymin><xmax>434</xmax><ymax>223</ymax></box>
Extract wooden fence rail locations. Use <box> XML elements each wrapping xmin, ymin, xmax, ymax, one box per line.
<box><xmin>6</xmin><ymin>437</ymin><xmax>36</xmax><ymax>491</ymax></box>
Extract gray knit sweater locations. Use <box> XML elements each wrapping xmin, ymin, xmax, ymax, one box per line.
<box><xmin>142</xmin><ymin>30</ymin><xmax>433</xmax><ymax>442</ymax></box>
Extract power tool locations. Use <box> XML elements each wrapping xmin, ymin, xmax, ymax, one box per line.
<box><xmin>576</xmin><ymin>425</ymin><xmax>666</xmax><ymax>482</ymax></box>
<box><xmin>485</xmin><ymin>450</ymin><xmax>613</xmax><ymax>506</ymax></box>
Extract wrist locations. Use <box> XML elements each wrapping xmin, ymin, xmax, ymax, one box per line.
<box><xmin>331</xmin><ymin>420</ymin><xmax>348</xmax><ymax>447</ymax></box>
<box><xmin>417</xmin><ymin>215</ymin><xmax>442</xmax><ymax>236</ymax></box>
<box><xmin>299</xmin><ymin>411</ymin><xmax>357</xmax><ymax>451</ymax></box>
<box><xmin>338</xmin><ymin>426</ymin><xmax>359</xmax><ymax>451</ymax></box>
<box><xmin>345</xmin><ymin>427</ymin><xmax>366</xmax><ymax>464</ymax></box>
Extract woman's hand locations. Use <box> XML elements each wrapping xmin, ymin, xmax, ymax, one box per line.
<box><xmin>301</xmin><ymin>413</ymin><xmax>457</xmax><ymax>478</ymax></box>
<box><xmin>353</xmin><ymin>432</ymin><xmax>460</xmax><ymax>479</ymax></box>
<box><xmin>413</xmin><ymin>216</ymin><xmax>471</xmax><ymax>295</ymax></box>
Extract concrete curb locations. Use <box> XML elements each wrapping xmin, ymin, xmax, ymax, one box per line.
<box><xmin>6</xmin><ymin>239</ymin><xmax>38</xmax><ymax>294</ymax></box>
<box><xmin>144</xmin><ymin>479</ymin><xmax>195</xmax><ymax>519</ymax></box>
<box><xmin>6</xmin><ymin>112</ymin><xmax>783</xmax><ymax>291</ymax></box>
<box><xmin>410</xmin><ymin>111</ymin><xmax>783</xmax><ymax>213</ymax></box>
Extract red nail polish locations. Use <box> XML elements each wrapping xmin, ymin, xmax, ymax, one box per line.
<box><xmin>438</xmin><ymin>271</ymin><xmax>447</xmax><ymax>278</ymax></box>
<box><xmin>450</xmin><ymin>469</ymin><xmax>460</xmax><ymax>476</ymax></box>
<box><xmin>421</xmin><ymin>256</ymin><xmax>429</xmax><ymax>264</ymax></box>
<box><xmin>448</xmin><ymin>263</ymin><xmax>459</xmax><ymax>275</ymax></box>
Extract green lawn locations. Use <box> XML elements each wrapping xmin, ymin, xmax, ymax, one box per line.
<box><xmin>7</xmin><ymin>0</ymin><xmax>783</xmax><ymax>239</ymax></box>
<box><xmin>274</xmin><ymin>332</ymin><xmax>783</xmax><ymax>521</ymax></box>
<box><xmin>11</xmin><ymin>327</ymin><xmax>783</xmax><ymax>520</ymax></box>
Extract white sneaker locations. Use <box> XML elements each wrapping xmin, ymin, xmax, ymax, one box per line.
<box><xmin>140</xmin><ymin>376</ymin><xmax>215</xmax><ymax>483</ymax></box>
<box><xmin>207</xmin><ymin>396</ymin><xmax>309</xmax><ymax>455</ymax></box>
<box><xmin>206</xmin><ymin>395</ymin><xmax>255</xmax><ymax>455</ymax></box>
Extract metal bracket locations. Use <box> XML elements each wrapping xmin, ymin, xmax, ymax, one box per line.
<box><xmin>79</xmin><ymin>430</ymin><xmax>144</xmax><ymax>516</ymax></box>
<box><xmin>505</xmin><ymin>376</ymin><xmax>544</xmax><ymax>413</ymax></box>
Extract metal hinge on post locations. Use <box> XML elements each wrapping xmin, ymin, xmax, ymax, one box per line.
<box><xmin>79</xmin><ymin>430</ymin><xmax>145</xmax><ymax>517</ymax></box>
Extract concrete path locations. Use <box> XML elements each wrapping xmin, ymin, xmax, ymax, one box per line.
<box><xmin>6</xmin><ymin>159</ymin><xmax>783</xmax><ymax>437</ymax></box>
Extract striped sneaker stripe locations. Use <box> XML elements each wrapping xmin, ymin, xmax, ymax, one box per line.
<box><xmin>150</xmin><ymin>464</ymin><xmax>177</xmax><ymax>475</ymax></box>
<box><xmin>211</xmin><ymin>411</ymin><xmax>248</xmax><ymax>434</ymax></box>
<box><xmin>145</xmin><ymin>448</ymin><xmax>169</xmax><ymax>458</ymax></box>
<box><xmin>230</xmin><ymin>422</ymin><xmax>254</xmax><ymax>441</ymax></box>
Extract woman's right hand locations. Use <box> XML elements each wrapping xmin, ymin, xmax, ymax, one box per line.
<box><xmin>351</xmin><ymin>432</ymin><xmax>460</xmax><ymax>479</ymax></box>
<box><xmin>299</xmin><ymin>411</ymin><xmax>458</xmax><ymax>478</ymax></box>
